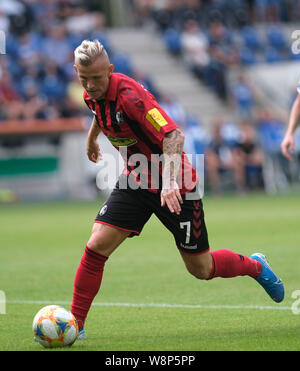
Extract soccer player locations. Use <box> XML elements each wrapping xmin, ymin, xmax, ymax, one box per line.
<box><xmin>71</xmin><ymin>40</ymin><xmax>284</xmax><ymax>339</ymax></box>
<box><xmin>281</xmin><ymin>88</ymin><xmax>300</xmax><ymax>160</ymax></box>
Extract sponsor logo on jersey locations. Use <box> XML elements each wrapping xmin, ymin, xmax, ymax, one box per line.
<box><xmin>179</xmin><ymin>242</ymin><xmax>198</xmax><ymax>250</ymax></box>
<box><xmin>146</xmin><ymin>108</ymin><xmax>168</xmax><ymax>131</ymax></box>
<box><xmin>107</xmin><ymin>134</ymin><xmax>137</xmax><ymax>147</ymax></box>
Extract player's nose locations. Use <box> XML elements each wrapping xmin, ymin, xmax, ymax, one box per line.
<box><xmin>86</xmin><ymin>80</ymin><xmax>96</xmax><ymax>90</ymax></box>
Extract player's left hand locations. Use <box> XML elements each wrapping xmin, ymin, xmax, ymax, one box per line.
<box><xmin>281</xmin><ymin>133</ymin><xmax>294</xmax><ymax>161</ymax></box>
<box><xmin>161</xmin><ymin>182</ymin><xmax>183</xmax><ymax>215</ymax></box>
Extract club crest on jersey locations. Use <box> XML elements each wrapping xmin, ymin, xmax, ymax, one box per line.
<box><xmin>116</xmin><ymin>111</ymin><xmax>124</xmax><ymax>124</ymax></box>
<box><xmin>107</xmin><ymin>134</ymin><xmax>137</xmax><ymax>147</ymax></box>
<box><xmin>99</xmin><ymin>204</ymin><xmax>108</xmax><ymax>216</ymax></box>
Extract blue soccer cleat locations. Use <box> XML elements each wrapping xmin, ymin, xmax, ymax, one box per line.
<box><xmin>77</xmin><ymin>328</ymin><xmax>86</xmax><ymax>340</ymax></box>
<box><xmin>250</xmin><ymin>253</ymin><xmax>284</xmax><ymax>303</ymax></box>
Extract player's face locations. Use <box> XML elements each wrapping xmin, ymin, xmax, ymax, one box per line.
<box><xmin>75</xmin><ymin>57</ymin><xmax>114</xmax><ymax>100</ymax></box>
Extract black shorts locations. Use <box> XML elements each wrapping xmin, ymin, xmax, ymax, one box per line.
<box><xmin>95</xmin><ymin>177</ymin><xmax>210</xmax><ymax>254</ymax></box>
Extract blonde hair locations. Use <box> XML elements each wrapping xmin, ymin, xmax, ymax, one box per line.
<box><xmin>74</xmin><ymin>39</ymin><xmax>108</xmax><ymax>66</ymax></box>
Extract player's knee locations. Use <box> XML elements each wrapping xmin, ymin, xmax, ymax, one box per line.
<box><xmin>186</xmin><ymin>263</ymin><xmax>211</xmax><ymax>280</ymax></box>
<box><xmin>87</xmin><ymin>230</ymin><xmax>112</xmax><ymax>256</ymax></box>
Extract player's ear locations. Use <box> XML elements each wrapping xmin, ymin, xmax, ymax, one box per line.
<box><xmin>108</xmin><ymin>64</ymin><xmax>114</xmax><ymax>77</ymax></box>
<box><xmin>73</xmin><ymin>64</ymin><xmax>78</xmax><ymax>73</ymax></box>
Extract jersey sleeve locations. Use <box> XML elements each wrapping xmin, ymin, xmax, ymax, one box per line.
<box><xmin>119</xmin><ymin>79</ymin><xmax>178</xmax><ymax>143</ymax></box>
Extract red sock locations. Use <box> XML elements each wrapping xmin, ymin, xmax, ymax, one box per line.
<box><xmin>71</xmin><ymin>246</ymin><xmax>107</xmax><ymax>330</ymax></box>
<box><xmin>209</xmin><ymin>249</ymin><xmax>262</xmax><ymax>279</ymax></box>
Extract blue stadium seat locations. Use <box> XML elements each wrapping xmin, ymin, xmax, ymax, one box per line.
<box><xmin>241</xmin><ymin>26</ymin><xmax>263</xmax><ymax>51</ymax></box>
<box><xmin>266</xmin><ymin>25</ymin><xmax>287</xmax><ymax>51</ymax></box>
<box><xmin>162</xmin><ymin>28</ymin><xmax>182</xmax><ymax>56</ymax></box>
<box><xmin>110</xmin><ymin>53</ymin><xmax>134</xmax><ymax>78</ymax></box>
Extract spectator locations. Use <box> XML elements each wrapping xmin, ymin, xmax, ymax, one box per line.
<box><xmin>0</xmin><ymin>70</ymin><xmax>24</xmax><ymax>120</ymax></box>
<box><xmin>181</xmin><ymin>19</ymin><xmax>210</xmax><ymax>83</ymax></box>
<box><xmin>205</xmin><ymin>117</ymin><xmax>246</xmax><ymax>193</ymax></box>
<box><xmin>22</xmin><ymin>81</ymin><xmax>47</xmax><ymax>120</ymax></box>
<box><xmin>0</xmin><ymin>1</ymin><xmax>113</xmax><ymax>122</ymax></box>
<box><xmin>43</xmin><ymin>23</ymin><xmax>72</xmax><ymax>65</ymax></box>
<box><xmin>151</xmin><ymin>0</ymin><xmax>181</xmax><ymax>31</ymax></box>
<box><xmin>254</xmin><ymin>0</ymin><xmax>280</xmax><ymax>23</ymax></box>
<box><xmin>1</xmin><ymin>0</ymin><xmax>34</xmax><ymax>36</ymax></box>
<box><xmin>236</xmin><ymin>119</ymin><xmax>264</xmax><ymax>189</ymax></box>
<box><xmin>184</xmin><ymin>116</ymin><xmax>210</xmax><ymax>184</ymax></box>
<box><xmin>19</xmin><ymin>63</ymin><xmax>42</xmax><ymax>100</ymax></box>
<box><xmin>230</xmin><ymin>74</ymin><xmax>255</xmax><ymax>120</ymax></box>
<box><xmin>40</xmin><ymin>60</ymin><xmax>67</xmax><ymax>103</ymax></box>
<box><xmin>207</xmin><ymin>21</ymin><xmax>240</xmax><ymax>101</ymax></box>
<box><xmin>159</xmin><ymin>92</ymin><xmax>186</xmax><ymax>127</ymax></box>
<box><xmin>0</xmin><ymin>10</ymin><xmax>9</xmax><ymax>34</ymax></box>
<box><xmin>16</xmin><ymin>32</ymin><xmax>43</xmax><ymax>68</ymax></box>
<box><xmin>256</xmin><ymin>109</ymin><xmax>289</xmax><ymax>194</ymax></box>
<box><xmin>65</xmin><ymin>6</ymin><xmax>97</xmax><ymax>36</ymax></box>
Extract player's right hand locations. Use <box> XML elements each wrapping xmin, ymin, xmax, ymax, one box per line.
<box><xmin>281</xmin><ymin>134</ymin><xmax>294</xmax><ymax>161</ymax></box>
<box><xmin>160</xmin><ymin>182</ymin><xmax>183</xmax><ymax>215</ymax></box>
<box><xmin>86</xmin><ymin>141</ymin><xmax>102</xmax><ymax>163</ymax></box>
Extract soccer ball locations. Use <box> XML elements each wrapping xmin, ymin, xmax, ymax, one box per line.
<box><xmin>32</xmin><ymin>305</ymin><xmax>78</xmax><ymax>348</ymax></box>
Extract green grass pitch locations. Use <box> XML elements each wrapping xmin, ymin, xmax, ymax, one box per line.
<box><xmin>0</xmin><ymin>193</ymin><xmax>299</xmax><ymax>351</ymax></box>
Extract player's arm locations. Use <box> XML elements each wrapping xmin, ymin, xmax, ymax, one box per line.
<box><xmin>161</xmin><ymin>128</ymin><xmax>185</xmax><ymax>215</ymax></box>
<box><xmin>281</xmin><ymin>93</ymin><xmax>300</xmax><ymax>161</ymax></box>
<box><xmin>86</xmin><ymin>116</ymin><xmax>102</xmax><ymax>163</ymax></box>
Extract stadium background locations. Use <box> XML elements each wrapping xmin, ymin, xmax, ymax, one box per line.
<box><xmin>0</xmin><ymin>0</ymin><xmax>300</xmax><ymax>352</ymax></box>
<box><xmin>0</xmin><ymin>0</ymin><xmax>300</xmax><ymax>201</ymax></box>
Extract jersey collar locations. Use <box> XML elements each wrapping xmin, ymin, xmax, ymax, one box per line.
<box><xmin>105</xmin><ymin>73</ymin><xmax>118</xmax><ymax>101</ymax></box>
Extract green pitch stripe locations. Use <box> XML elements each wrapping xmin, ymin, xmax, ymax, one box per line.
<box><xmin>5</xmin><ymin>300</ymin><xmax>291</xmax><ymax>311</ymax></box>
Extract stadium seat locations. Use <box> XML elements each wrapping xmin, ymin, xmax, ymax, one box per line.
<box><xmin>241</xmin><ymin>26</ymin><xmax>263</xmax><ymax>51</ymax></box>
<box><xmin>264</xmin><ymin>46</ymin><xmax>283</xmax><ymax>63</ymax></box>
<box><xmin>266</xmin><ymin>25</ymin><xmax>287</xmax><ymax>51</ymax></box>
<box><xmin>162</xmin><ymin>28</ymin><xmax>182</xmax><ymax>56</ymax></box>
<box><xmin>110</xmin><ymin>53</ymin><xmax>134</xmax><ymax>78</ymax></box>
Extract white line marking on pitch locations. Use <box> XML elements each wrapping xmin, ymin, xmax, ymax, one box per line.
<box><xmin>5</xmin><ymin>300</ymin><xmax>291</xmax><ymax>311</ymax></box>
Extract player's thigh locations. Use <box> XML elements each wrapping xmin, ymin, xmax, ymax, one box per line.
<box><xmin>179</xmin><ymin>249</ymin><xmax>212</xmax><ymax>280</ymax></box>
<box><xmin>150</xmin><ymin>193</ymin><xmax>212</xmax><ymax>279</ymax></box>
<box><xmin>95</xmin><ymin>183</ymin><xmax>153</xmax><ymax>239</ymax></box>
<box><xmin>153</xmin><ymin>196</ymin><xmax>210</xmax><ymax>254</ymax></box>
<box><xmin>87</xmin><ymin>222</ymin><xmax>131</xmax><ymax>257</ymax></box>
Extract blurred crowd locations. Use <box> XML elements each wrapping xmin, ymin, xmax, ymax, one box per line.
<box><xmin>0</xmin><ymin>0</ymin><xmax>299</xmax><ymax>195</ymax></box>
<box><xmin>128</xmin><ymin>0</ymin><xmax>300</xmax><ymax>194</ymax></box>
<box><xmin>0</xmin><ymin>0</ymin><xmax>102</xmax><ymax>120</ymax></box>
<box><xmin>160</xmin><ymin>85</ymin><xmax>297</xmax><ymax>195</ymax></box>
<box><xmin>0</xmin><ymin>0</ymin><xmax>168</xmax><ymax>122</ymax></box>
<box><xmin>131</xmin><ymin>0</ymin><xmax>300</xmax><ymax>101</ymax></box>
<box><xmin>0</xmin><ymin>0</ymin><xmax>145</xmax><ymax>121</ymax></box>
<box><xmin>130</xmin><ymin>0</ymin><xmax>299</xmax><ymax>28</ymax></box>
<box><xmin>183</xmin><ymin>108</ymin><xmax>297</xmax><ymax>195</ymax></box>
